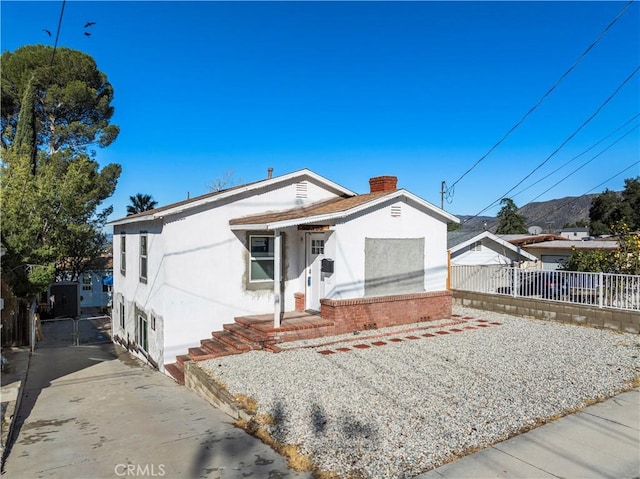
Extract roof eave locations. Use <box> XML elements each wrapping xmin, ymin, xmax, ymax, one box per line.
<box><xmin>108</xmin><ymin>168</ymin><xmax>357</xmax><ymax>226</ymax></box>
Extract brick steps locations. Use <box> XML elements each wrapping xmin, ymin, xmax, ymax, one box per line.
<box><xmin>223</xmin><ymin>323</ymin><xmax>269</xmax><ymax>348</ymax></box>
<box><xmin>164</xmin><ymin>312</ymin><xmax>330</xmax><ymax>385</ymax></box>
<box><xmin>164</xmin><ymin>363</ymin><xmax>185</xmax><ymax>385</ymax></box>
<box><xmin>212</xmin><ymin>331</ymin><xmax>252</xmax><ymax>351</ymax></box>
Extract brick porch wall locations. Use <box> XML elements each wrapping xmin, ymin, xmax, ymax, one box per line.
<box><xmin>320</xmin><ymin>291</ymin><xmax>452</xmax><ymax>334</ymax></box>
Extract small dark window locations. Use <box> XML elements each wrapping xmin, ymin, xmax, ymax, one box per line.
<box><xmin>120</xmin><ymin>233</ymin><xmax>126</xmax><ymax>275</ymax></box>
<box><xmin>140</xmin><ymin>233</ymin><xmax>148</xmax><ymax>283</ymax></box>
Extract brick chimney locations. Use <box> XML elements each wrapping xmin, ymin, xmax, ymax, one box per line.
<box><xmin>369</xmin><ymin>175</ymin><xmax>398</xmax><ymax>193</ymax></box>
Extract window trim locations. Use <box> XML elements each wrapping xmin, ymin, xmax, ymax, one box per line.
<box><xmin>139</xmin><ymin>232</ymin><xmax>148</xmax><ymax>283</ymax></box>
<box><xmin>136</xmin><ymin>307</ymin><xmax>148</xmax><ymax>353</ymax></box>
<box><xmin>119</xmin><ymin>300</ymin><xmax>125</xmax><ymax>329</ymax></box>
<box><xmin>120</xmin><ymin>232</ymin><xmax>126</xmax><ymax>275</ymax></box>
<box><xmin>249</xmin><ymin>234</ymin><xmax>275</xmax><ymax>283</ymax></box>
<box><xmin>82</xmin><ymin>274</ymin><xmax>92</xmax><ymax>291</ymax></box>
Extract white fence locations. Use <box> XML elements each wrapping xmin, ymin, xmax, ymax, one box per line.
<box><xmin>450</xmin><ymin>265</ymin><xmax>640</xmax><ymax>312</ymax></box>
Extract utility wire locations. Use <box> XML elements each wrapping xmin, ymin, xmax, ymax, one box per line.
<box><xmin>462</xmin><ymin>64</ymin><xmax>640</xmax><ymax>224</ymax></box>
<box><xmin>582</xmin><ymin>161</ymin><xmax>640</xmax><ymax>195</ymax></box>
<box><xmin>49</xmin><ymin>0</ymin><xmax>66</xmax><ymax>67</ymax></box>
<box><xmin>447</xmin><ymin>0</ymin><xmax>635</xmax><ymax>193</ymax></box>
<box><xmin>522</xmin><ymin>123</ymin><xmax>639</xmax><ymax>205</ymax></box>
<box><xmin>512</xmin><ymin>112</ymin><xmax>640</xmax><ymax>199</ymax></box>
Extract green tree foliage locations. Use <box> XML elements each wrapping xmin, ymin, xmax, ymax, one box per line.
<box><xmin>1</xmin><ymin>150</ymin><xmax>121</xmax><ymax>298</ymax></box>
<box><xmin>495</xmin><ymin>198</ymin><xmax>528</xmax><ymax>234</ymax></box>
<box><xmin>0</xmin><ymin>151</ymin><xmax>121</xmax><ymax>298</ymax></box>
<box><xmin>562</xmin><ymin>222</ymin><xmax>640</xmax><ymax>274</ymax></box>
<box><xmin>620</xmin><ymin>177</ymin><xmax>640</xmax><ymax>231</ymax></box>
<box><xmin>1</xmin><ymin>45</ymin><xmax>121</xmax><ymax>300</ymax></box>
<box><xmin>12</xmin><ymin>73</ymin><xmax>38</xmax><ymax>172</ymax></box>
<box><xmin>126</xmin><ymin>193</ymin><xmax>158</xmax><ymax>216</ymax></box>
<box><xmin>588</xmin><ymin>178</ymin><xmax>639</xmax><ymax>235</ymax></box>
<box><xmin>1</xmin><ymin>45</ymin><xmax>119</xmax><ymax>156</ymax></box>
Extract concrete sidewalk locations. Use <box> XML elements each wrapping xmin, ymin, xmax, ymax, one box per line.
<box><xmin>418</xmin><ymin>388</ymin><xmax>640</xmax><ymax>479</ymax></box>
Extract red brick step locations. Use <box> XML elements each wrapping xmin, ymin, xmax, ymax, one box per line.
<box><xmin>164</xmin><ymin>362</ymin><xmax>185</xmax><ymax>385</ymax></box>
<box><xmin>212</xmin><ymin>330</ymin><xmax>252</xmax><ymax>351</ymax></box>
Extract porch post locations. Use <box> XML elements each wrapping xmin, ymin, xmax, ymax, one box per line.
<box><xmin>273</xmin><ymin>230</ymin><xmax>282</xmax><ymax>328</ymax></box>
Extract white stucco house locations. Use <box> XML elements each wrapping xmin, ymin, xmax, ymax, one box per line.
<box><xmin>448</xmin><ymin>231</ymin><xmax>537</xmax><ymax>266</ymax></box>
<box><xmin>108</xmin><ymin>169</ymin><xmax>459</xmax><ymax>371</ymax></box>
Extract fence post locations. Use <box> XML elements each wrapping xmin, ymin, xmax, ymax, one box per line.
<box><xmin>29</xmin><ymin>300</ymin><xmax>37</xmax><ymax>354</ymax></box>
<box><xmin>598</xmin><ymin>272</ymin><xmax>604</xmax><ymax>308</ymax></box>
<box><xmin>512</xmin><ymin>268</ymin><xmax>519</xmax><ymax>298</ymax></box>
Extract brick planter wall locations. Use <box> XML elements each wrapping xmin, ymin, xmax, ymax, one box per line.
<box><xmin>320</xmin><ymin>291</ymin><xmax>452</xmax><ymax>334</ymax></box>
<box><xmin>294</xmin><ymin>292</ymin><xmax>305</xmax><ymax>312</ymax></box>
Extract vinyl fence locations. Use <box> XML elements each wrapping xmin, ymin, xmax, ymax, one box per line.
<box><xmin>450</xmin><ymin>265</ymin><xmax>640</xmax><ymax>312</ymax></box>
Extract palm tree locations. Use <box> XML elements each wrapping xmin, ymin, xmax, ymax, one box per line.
<box><xmin>126</xmin><ymin>193</ymin><xmax>158</xmax><ymax>216</ymax></box>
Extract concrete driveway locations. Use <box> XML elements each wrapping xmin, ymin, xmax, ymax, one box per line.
<box><xmin>2</xmin><ymin>319</ymin><xmax>310</xmax><ymax>479</ymax></box>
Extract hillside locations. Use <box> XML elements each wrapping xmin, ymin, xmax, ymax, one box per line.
<box><xmin>455</xmin><ymin>193</ymin><xmax>600</xmax><ymax>233</ymax></box>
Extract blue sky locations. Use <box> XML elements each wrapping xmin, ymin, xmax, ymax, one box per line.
<box><xmin>2</xmin><ymin>1</ymin><xmax>639</xmax><ymax>222</ymax></box>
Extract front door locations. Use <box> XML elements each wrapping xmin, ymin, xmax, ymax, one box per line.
<box><xmin>306</xmin><ymin>233</ymin><xmax>326</xmax><ymax>311</ymax></box>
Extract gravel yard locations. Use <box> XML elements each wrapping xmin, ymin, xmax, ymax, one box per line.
<box><xmin>200</xmin><ymin>307</ymin><xmax>640</xmax><ymax>478</ymax></box>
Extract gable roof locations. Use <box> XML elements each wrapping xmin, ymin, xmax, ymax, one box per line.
<box><xmin>230</xmin><ymin>189</ymin><xmax>459</xmax><ymax>230</ymax></box>
<box><xmin>108</xmin><ymin>169</ymin><xmax>356</xmax><ymax>226</ymax></box>
<box><xmin>523</xmin><ymin>240</ymin><xmax>618</xmax><ymax>251</ymax></box>
<box><xmin>448</xmin><ymin>230</ymin><xmax>537</xmax><ymax>261</ymax></box>
<box><xmin>500</xmin><ymin>233</ymin><xmax>567</xmax><ymax>246</ymax></box>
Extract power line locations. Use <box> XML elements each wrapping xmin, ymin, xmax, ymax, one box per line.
<box><xmin>446</xmin><ymin>0</ymin><xmax>635</xmax><ymax>193</ymax></box>
<box><xmin>583</xmin><ymin>161</ymin><xmax>640</xmax><ymax>196</ymax></box>
<box><xmin>49</xmin><ymin>0</ymin><xmax>66</xmax><ymax>67</ymax></box>
<box><xmin>522</xmin><ymin>123</ymin><xmax>639</xmax><ymax>205</ymax></box>
<box><xmin>511</xmin><ymin>113</ymin><xmax>640</xmax><ymax>199</ymax></box>
<box><xmin>462</xmin><ymin>64</ymin><xmax>640</xmax><ymax>224</ymax></box>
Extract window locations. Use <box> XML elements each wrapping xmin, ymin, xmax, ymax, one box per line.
<box><xmin>470</xmin><ymin>241</ymin><xmax>482</xmax><ymax>252</ymax></box>
<box><xmin>120</xmin><ymin>301</ymin><xmax>125</xmax><ymax>329</ymax></box>
<box><xmin>120</xmin><ymin>233</ymin><xmax>126</xmax><ymax>275</ymax></box>
<box><xmin>136</xmin><ymin>310</ymin><xmax>148</xmax><ymax>352</ymax></box>
<box><xmin>150</xmin><ymin>314</ymin><xmax>156</xmax><ymax>331</ymax></box>
<box><xmin>82</xmin><ymin>275</ymin><xmax>92</xmax><ymax>291</ymax></box>
<box><xmin>312</xmin><ymin>239</ymin><xmax>324</xmax><ymax>255</ymax></box>
<box><xmin>139</xmin><ymin>233</ymin><xmax>148</xmax><ymax>283</ymax></box>
<box><xmin>249</xmin><ymin>235</ymin><xmax>275</xmax><ymax>282</ymax></box>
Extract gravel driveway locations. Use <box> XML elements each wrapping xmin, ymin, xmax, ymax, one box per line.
<box><xmin>201</xmin><ymin>306</ymin><xmax>640</xmax><ymax>478</ymax></box>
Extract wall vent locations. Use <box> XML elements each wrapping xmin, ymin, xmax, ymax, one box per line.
<box><xmin>296</xmin><ymin>181</ymin><xmax>308</xmax><ymax>199</ymax></box>
<box><xmin>391</xmin><ymin>205</ymin><xmax>402</xmax><ymax>217</ymax></box>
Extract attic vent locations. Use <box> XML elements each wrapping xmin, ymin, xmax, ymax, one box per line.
<box><xmin>296</xmin><ymin>181</ymin><xmax>308</xmax><ymax>199</ymax></box>
<box><xmin>391</xmin><ymin>205</ymin><xmax>402</xmax><ymax>217</ymax></box>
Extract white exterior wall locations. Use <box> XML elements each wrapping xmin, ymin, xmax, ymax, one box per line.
<box><xmin>113</xmin><ymin>178</ymin><xmax>343</xmax><ymax>367</ymax></box>
<box><xmin>112</xmin><ymin>221</ymin><xmax>165</xmax><ymax>368</ymax></box>
<box><xmin>451</xmin><ymin>242</ymin><xmax>519</xmax><ymax>266</ymax></box>
<box><xmin>329</xmin><ymin>197</ymin><xmax>448</xmax><ymax>299</ymax></box>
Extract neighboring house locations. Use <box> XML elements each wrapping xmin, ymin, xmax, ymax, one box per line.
<box><xmin>519</xmin><ymin>239</ymin><xmax>619</xmax><ymax>270</ymax></box>
<box><xmin>448</xmin><ymin>230</ymin><xmax>537</xmax><ymax>266</ymax></box>
<box><xmin>107</xmin><ymin>169</ymin><xmax>459</xmax><ymax>371</ymax></box>
<box><xmin>78</xmin><ymin>269</ymin><xmax>113</xmax><ymax>309</ymax></box>
<box><xmin>559</xmin><ymin>227</ymin><xmax>589</xmax><ymax>240</ymax></box>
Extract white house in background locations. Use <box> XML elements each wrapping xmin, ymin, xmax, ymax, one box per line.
<box><xmin>448</xmin><ymin>230</ymin><xmax>537</xmax><ymax>266</ymax></box>
<box><xmin>520</xmin><ymin>239</ymin><xmax>619</xmax><ymax>270</ymax></box>
<box><xmin>79</xmin><ymin>269</ymin><xmax>112</xmax><ymax>309</ymax></box>
<box><xmin>107</xmin><ymin>169</ymin><xmax>459</xmax><ymax>370</ymax></box>
<box><xmin>559</xmin><ymin>227</ymin><xmax>590</xmax><ymax>240</ymax></box>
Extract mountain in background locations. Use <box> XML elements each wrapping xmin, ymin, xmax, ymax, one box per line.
<box><xmin>455</xmin><ymin>193</ymin><xmax>601</xmax><ymax>233</ymax></box>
